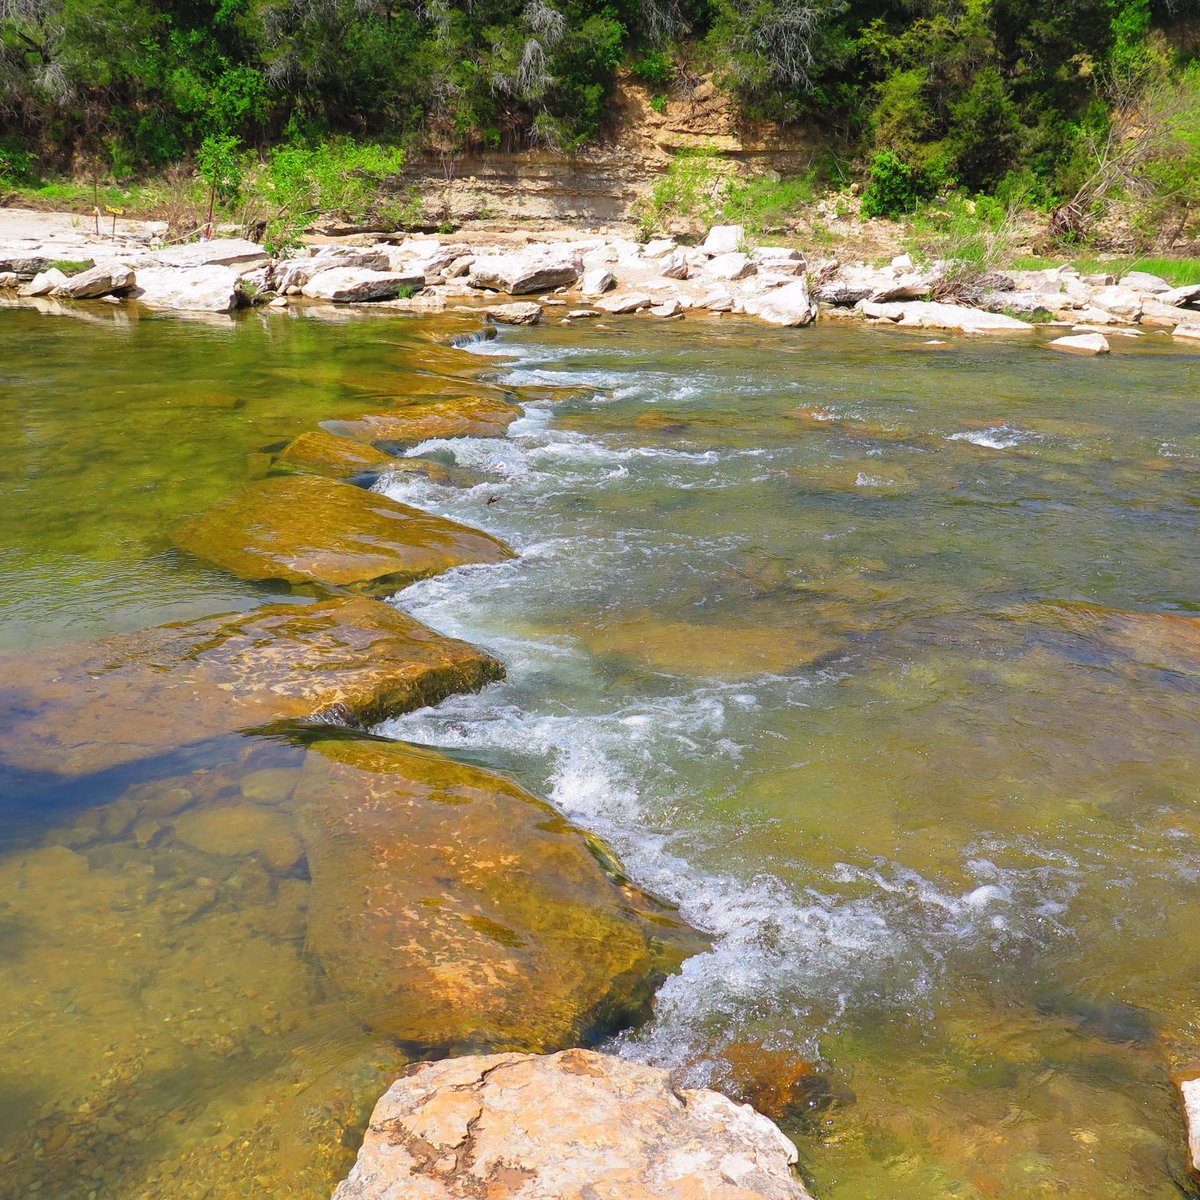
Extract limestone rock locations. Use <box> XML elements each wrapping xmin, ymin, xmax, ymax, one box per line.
<box><xmin>20</xmin><ymin>267</ymin><xmax>68</xmax><ymax>297</ymax></box>
<box><xmin>1139</xmin><ymin>301</ymin><xmax>1198</xmax><ymax>327</ymax></box>
<box><xmin>173</xmin><ymin>805</ymin><xmax>303</xmax><ymax>872</ymax></box>
<box><xmin>274</xmin><ymin>429</ymin><xmax>398</xmax><ymax>478</ymax></box>
<box><xmin>468</xmin><ymin>250</ymin><xmax>580</xmax><ymax>295</ymax></box>
<box><xmin>659</xmin><ymin>249</ymin><xmax>690</xmax><ymax>279</ymax></box>
<box><xmin>1181</xmin><ymin>1077</ymin><xmax>1200</xmax><ymax>1174</ymax></box>
<box><xmin>1049</xmin><ymin>332</ymin><xmax>1110</xmax><ymax>355</ymax></box>
<box><xmin>702</xmin><ymin>224</ymin><xmax>745</xmax><ymax>256</ymax></box>
<box><xmin>860</xmin><ymin>300</ymin><xmax>1032</xmax><ymax>333</ymax></box>
<box><xmin>333</xmin><ymin>1049</ymin><xmax>810</xmax><ymax>1200</ymax></box>
<box><xmin>581</xmin><ymin>267</ymin><xmax>615</xmax><ymax>297</ymax></box>
<box><xmin>303</xmin><ymin>268</ymin><xmax>426</xmax><ymax>303</ymax></box>
<box><xmin>274</xmin><ymin>252</ymin><xmax>390</xmax><ymax>293</ymax></box>
<box><xmin>1090</xmin><ymin>284</ymin><xmax>1143</xmax><ymax>323</ymax></box>
<box><xmin>752</xmin><ymin>247</ymin><xmax>805</xmax><ymax>274</ymax></box>
<box><xmin>0</xmin><ymin>271</ymin><xmax>17</xmax><ymax>288</ymax></box>
<box><xmin>1120</xmin><ymin>270</ymin><xmax>1171</xmax><ymax>295</ymax></box>
<box><xmin>594</xmin><ymin>291</ymin><xmax>652</xmax><ymax>314</ymax></box>
<box><xmin>296</xmin><ymin>741</ymin><xmax>707</xmax><ymax>1050</ymax></box>
<box><xmin>174</xmin><ymin>475</ymin><xmax>515</xmax><ymax>593</ymax></box>
<box><xmin>743</xmin><ymin>279</ymin><xmax>817</xmax><ymax>327</ymax></box>
<box><xmin>132</xmin><ymin>264</ymin><xmax>241</xmax><ymax>313</ymax></box>
<box><xmin>641</xmin><ymin>238</ymin><xmax>677</xmax><ymax>258</ymax></box>
<box><xmin>1158</xmin><ymin>283</ymin><xmax>1200</xmax><ymax>308</ymax></box>
<box><xmin>335</xmin><ymin>395</ymin><xmax>521</xmax><ymax>444</ymax></box>
<box><xmin>53</xmin><ymin>262</ymin><xmax>135</xmax><ymax>299</ymax></box>
<box><xmin>1173</xmin><ymin>323</ymin><xmax>1200</xmax><ymax>342</ymax></box>
<box><xmin>0</xmin><ymin>597</ymin><xmax>503</xmax><ymax>777</ymax></box>
<box><xmin>487</xmin><ymin>301</ymin><xmax>542</xmax><ymax>325</ymax></box>
<box><xmin>650</xmin><ymin>298</ymin><xmax>682</xmax><ymax>317</ymax></box>
<box><xmin>153</xmin><ymin>237</ymin><xmax>269</xmax><ymax>269</ymax></box>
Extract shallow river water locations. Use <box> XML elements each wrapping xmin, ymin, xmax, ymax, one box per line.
<box><xmin>2</xmin><ymin>303</ymin><xmax>1199</xmax><ymax>1198</ymax></box>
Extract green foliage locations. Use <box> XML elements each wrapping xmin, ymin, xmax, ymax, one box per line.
<box><xmin>860</xmin><ymin>151</ymin><xmax>927</xmax><ymax>219</ymax></box>
<box><xmin>49</xmin><ymin>260</ymin><xmax>94</xmax><ymax>275</ymax></box>
<box><xmin>633</xmin><ymin>50</ymin><xmax>675</xmax><ymax>86</ymax></box>
<box><xmin>197</xmin><ymin>133</ymin><xmax>243</xmax><ymax>204</ymax></box>
<box><xmin>650</xmin><ymin>92</ymin><xmax>669</xmax><ymax>113</ymax></box>
<box><xmin>638</xmin><ymin>146</ymin><xmax>727</xmax><ymax>235</ymax></box>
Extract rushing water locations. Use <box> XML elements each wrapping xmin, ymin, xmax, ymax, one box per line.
<box><xmin>2</xmin><ymin>302</ymin><xmax>1200</xmax><ymax>1198</ymax></box>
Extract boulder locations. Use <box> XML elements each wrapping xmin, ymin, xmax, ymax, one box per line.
<box><xmin>297</xmin><ymin>742</ymin><xmax>706</xmax><ymax>1051</ymax></box>
<box><xmin>1120</xmin><ymin>270</ymin><xmax>1171</xmax><ymax>295</ymax></box>
<box><xmin>742</xmin><ymin>279</ymin><xmax>818</xmax><ymax>327</ymax></box>
<box><xmin>0</xmin><ymin>270</ymin><xmax>19</xmax><ymax>289</ymax></box>
<box><xmin>594</xmin><ymin>291</ymin><xmax>652</xmax><ymax>314</ymax></box>
<box><xmin>1181</xmin><ymin>1077</ymin><xmax>1200</xmax><ymax>1174</ymax></box>
<box><xmin>335</xmin><ymin>395</ymin><xmax>522</xmax><ymax>444</ymax></box>
<box><xmin>1139</xmin><ymin>301</ymin><xmax>1198</xmax><ymax>327</ymax></box>
<box><xmin>1090</xmin><ymin>284</ymin><xmax>1143</xmax><ymax>323</ymax></box>
<box><xmin>172</xmin><ymin>804</ymin><xmax>303</xmax><ymax>872</ymax></box>
<box><xmin>274</xmin><ymin>429</ymin><xmax>398</xmax><ymax>478</ymax></box>
<box><xmin>659</xmin><ymin>249</ymin><xmax>690</xmax><ymax>280</ymax></box>
<box><xmin>275</xmin><ymin>252</ymin><xmax>390</xmax><ymax>293</ymax></box>
<box><xmin>53</xmin><ymin>262</ymin><xmax>135</xmax><ymax>299</ymax></box>
<box><xmin>487</xmin><ymin>301</ymin><xmax>542</xmax><ymax>326</ymax></box>
<box><xmin>860</xmin><ymin>300</ymin><xmax>1032</xmax><ymax>333</ymax></box>
<box><xmin>153</xmin><ymin>237</ymin><xmax>269</xmax><ymax>269</ymax></box>
<box><xmin>132</xmin><ymin>265</ymin><xmax>241</xmax><ymax>313</ymax></box>
<box><xmin>333</xmin><ymin>1049</ymin><xmax>810</xmax><ymax>1200</ymax></box>
<box><xmin>468</xmin><ymin>250</ymin><xmax>580</xmax><ymax>295</ymax></box>
<box><xmin>1158</xmin><ymin>283</ymin><xmax>1200</xmax><ymax>308</ymax></box>
<box><xmin>705</xmin><ymin>251</ymin><xmax>756</xmax><ymax>281</ymax></box>
<box><xmin>752</xmin><ymin>247</ymin><xmax>805</xmax><ymax>275</ymax></box>
<box><xmin>700</xmin><ymin>287</ymin><xmax>735</xmax><ymax>312</ymax></box>
<box><xmin>174</xmin><ymin>475</ymin><xmax>514</xmax><ymax>593</ymax></box>
<box><xmin>581</xmin><ymin>267</ymin><xmax>615</xmax><ymax>297</ymax></box>
<box><xmin>640</xmin><ymin>238</ymin><xmax>677</xmax><ymax>258</ymax></box>
<box><xmin>650</xmin><ymin>298</ymin><xmax>683</xmax><ymax>318</ymax></box>
<box><xmin>1173</xmin><ymin>323</ymin><xmax>1200</xmax><ymax>343</ymax></box>
<box><xmin>702</xmin><ymin>224</ymin><xmax>745</xmax><ymax>256</ymax></box>
<box><xmin>0</xmin><ymin>596</ymin><xmax>502</xmax><ymax>778</ymax></box>
<box><xmin>303</xmin><ymin>268</ymin><xmax>426</xmax><ymax>303</ymax></box>
<box><xmin>1049</xmin><ymin>332</ymin><xmax>1110</xmax><ymax>354</ymax></box>
<box><xmin>815</xmin><ymin>264</ymin><xmax>891</xmax><ymax>306</ymax></box>
<box><xmin>19</xmin><ymin>267</ymin><xmax>68</xmax><ymax>297</ymax></box>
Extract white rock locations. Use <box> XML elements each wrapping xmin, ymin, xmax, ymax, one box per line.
<box><xmin>19</xmin><ymin>267</ymin><xmax>68</xmax><ymax>297</ymax></box>
<box><xmin>1182</xmin><ymin>1077</ymin><xmax>1200</xmax><ymax>1173</ymax></box>
<box><xmin>153</xmin><ymin>237</ymin><xmax>268</xmax><ymax>269</ymax></box>
<box><xmin>705</xmin><ymin>252</ymin><xmax>756</xmax><ymax>281</ymax></box>
<box><xmin>53</xmin><ymin>262</ymin><xmax>135</xmax><ymax>299</ymax></box>
<box><xmin>581</xmin><ymin>267</ymin><xmax>615</xmax><ymax>297</ymax></box>
<box><xmin>701</xmin><ymin>224</ymin><xmax>745</xmax><ymax>256</ymax></box>
<box><xmin>891</xmin><ymin>253</ymin><xmax>914</xmax><ymax>270</ymax></box>
<box><xmin>1159</xmin><ymin>283</ymin><xmax>1200</xmax><ymax>308</ymax></box>
<box><xmin>302</xmin><ymin>268</ymin><xmax>425</xmax><ymax>303</ymax></box>
<box><xmin>650</xmin><ymin>298</ymin><xmax>682</xmax><ymax>317</ymax></box>
<box><xmin>742</xmin><ymin>279</ymin><xmax>818</xmax><ymax>327</ymax></box>
<box><xmin>0</xmin><ymin>270</ymin><xmax>19</xmax><ymax>289</ymax></box>
<box><xmin>1120</xmin><ymin>270</ymin><xmax>1171</xmax><ymax>295</ymax></box>
<box><xmin>487</xmin><ymin>301</ymin><xmax>542</xmax><ymax>325</ymax></box>
<box><xmin>1049</xmin><ymin>332</ymin><xmax>1110</xmax><ymax>354</ymax></box>
<box><xmin>568</xmin><ymin>309</ymin><xmax>599</xmax><ymax>318</ymax></box>
<box><xmin>700</xmin><ymin>288</ymin><xmax>735</xmax><ymax>312</ymax></box>
<box><xmin>268</xmin><ymin>295</ymin><xmax>288</xmax><ymax>308</ymax></box>
<box><xmin>132</xmin><ymin>265</ymin><xmax>241</xmax><ymax>313</ymax></box>
<box><xmin>275</xmin><ymin>252</ymin><xmax>389</xmax><ymax>292</ymax></box>
<box><xmin>641</xmin><ymin>238</ymin><xmax>677</xmax><ymax>259</ymax></box>
<box><xmin>1075</xmin><ymin>305</ymin><xmax>1117</xmax><ymax>325</ymax></box>
<box><xmin>333</xmin><ymin>1049</ymin><xmax>812</xmax><ymax>1200</ymax></box>
<box><xmin>861</xmin><ymin>300</ymin><xmax>1032</xmax><ymax>333</ymax></box>
<box><xmin>1172</xmin><ymin>323</ymin><xmax>1200</xmax><ymax>342</ymax></box>
<box><xmin>594</xmin><ymin>291</ymin><xmax>652</xmax><ymax>314</ymax></box>
<box><xmin>468</xmin><ymin>250</ymin><xmax>581</xmax><ymax>295</ymax></box>
<box><xmin>444</xmin><ymin>255</ymin><xmax>474</xmax><ymax>278</ymax></box>
<box><xmin>1091</xmin><ymin>284</ymin><xmax>1143</xmax><ymax>323</ymax></box>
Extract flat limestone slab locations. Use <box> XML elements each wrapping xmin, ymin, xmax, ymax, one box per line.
<box><xmin>296</xmin><ymin>740</ymin><xmax>707</xmax><ymax>1052</ymax></box>
<box><xmin>0</xmin><ymin>597</ymin><xmax>502</xmax><ymax>777</ymax></box>
<box><xmin>334</xmin><ymin>1049</ymin><xmax>811</xmax><ymax>1200</ymax></box>
<box><xmin>174</xmin><ymin>475</ymin><xmax>514</xmax><ymax>593</ymax></box>
<box><xmin>335</xmin><ymin>395</ymin><xmax>522</xmax><ymax>444</ymax></box>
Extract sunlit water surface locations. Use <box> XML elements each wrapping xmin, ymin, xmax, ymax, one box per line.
<box><xmin>2</xmin><ymin>303</ymin><xmax>1199</xmax><ymax>1198</ymax></box>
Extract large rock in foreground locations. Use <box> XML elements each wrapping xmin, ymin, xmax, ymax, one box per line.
<box><xmin>468</xmin><ymin>250</ymin><xmax>580</xmax><ymax>295</ymax></box>
<box><xmin>333</xmin><ymin>1049</ymin><xmax>811</xmax><ymax>1200</ymax></box>
<box><xmin>132</xmin><ymin>264</ymin><xmax>242</xmax><ymax>312</ymax></box>
<box><xmin>296</xmin><ymin>740</ymin><xmax>707</xmax><ymax>1051</ymax></box>
<box><xmin>335</xmin><ymin>395</ymin><xmax>521</xmax><ymax>444</ymax></box>
<box><xmin>0</xmin><ymin>597</ymin><xmax>502</xmax><ymax>778</ymax></box>
<box><xmin>175</xmin><ymin>475</ymin><xmax>514</xmax><ymax>593</ymax></box>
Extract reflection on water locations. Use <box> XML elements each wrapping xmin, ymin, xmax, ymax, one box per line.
<box><xmin>1</xmin><ymin>306</ymin><xmax>1200</xmax><ymax>1198</ymax></box>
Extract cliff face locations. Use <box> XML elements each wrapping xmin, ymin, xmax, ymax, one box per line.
<box><xmin>403</xmin><ymin>74</ymin><xmax>818</xmax><ymax>231</ymax></box>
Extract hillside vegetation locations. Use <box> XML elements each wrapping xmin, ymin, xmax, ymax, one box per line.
<box><xmin>1</xmin><ymin>0</ymin><xmax>1198</xmax><ymax>250</ymax></box>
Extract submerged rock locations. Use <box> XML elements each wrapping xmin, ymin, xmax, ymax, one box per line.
<box><xmin>336</xmin><ymin>395</ymin><xmax>522</xmax><ymax>444</ymax></box>
<box><xmin>174</xmin><ymin>475</ymin><xmax>514</xmax><ymax>593</ymax></box>
<box><xmin>333</xmin><ymin>1048</ymin><xmax>810</xmax><ymax>1200</ymax></box>
<box><xmin>274</xmin><ymin>428</ymin><xmax>398</xmax><ymax>478</ymax></box>
<box><xmin>295</xmin><ymin>739</ymin><xmax>707</xmax><ymax>1050</ymax></box>
<box><xmin>0</xmin><ymin>596</ymin><xmax>502</xmax><ymax>777</ymax></box>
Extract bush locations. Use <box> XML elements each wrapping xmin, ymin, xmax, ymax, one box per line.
<box><xmin>632</xmin><ymin>50</ymin><xmax>675</xmax><ymax>87</ymax></box>
<box><xmin>860</xmin><ymin>151</ymin><xmax>926</xmax><ymax>218</ymax></box>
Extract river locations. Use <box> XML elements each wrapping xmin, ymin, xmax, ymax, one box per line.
<box><xmin>2</xmin><ymin>303</ymin><xmax>1199</xmax><ymax>1198</ymax></box>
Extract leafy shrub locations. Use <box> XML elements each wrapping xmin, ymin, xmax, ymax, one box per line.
<box><xmin>860</xmin><ymin>151</ymin><xmax>926</xmax><ymax>218</ymax></box>
<box><xmin>633</xmin><ymin>50</ymin><xmax>675</xmax><ymax>87</ymax></box>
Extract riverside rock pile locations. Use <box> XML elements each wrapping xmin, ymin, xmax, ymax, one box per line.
<box><xmin>3</xmin><ymin>217</ymin><xmax>1199</xmax><ymax>342</ymax></box>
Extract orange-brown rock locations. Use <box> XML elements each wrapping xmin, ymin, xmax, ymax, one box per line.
<box><xmin>1019</xmin><ymin>602</ymin><xmax>1200</xmax><ymax>675</ymax></box>
<box><xmin>335</xmin><ymin>395</ymin><xmax>521</xmax><ymax>444</ymax></box>
<box><xmin>0</xmin><ymin>597</ymin><xmax>503</xmax><ymax>777</ymax></box>
<box><xmin>174</xmin><ymin>475</ymin><xmax>514</xmax><ymax>593</ymax></box>
<box><xmin>294</xmin><ymin>737</ymin><xmax>707</xmax><ymax>1052</ymax></box>
<box><xmin>274</xmin><ymin>429</ymin><xmax>399</xmax><ymax>478</ymax></box>
<box><xmin>717</xmin><ymin>1042</ymin><xmax>834</xmax><ymax>1124</ymax></box>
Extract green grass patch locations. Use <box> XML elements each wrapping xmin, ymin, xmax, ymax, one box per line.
<box><xmin>1010</xmin><ymin>254</ymin><xmax>1200</xmax><ymax>285</ymax></box>
<box><xmin>49</xmin><ymin>260</ymin><xmax>94</xmax><ymax>275</ymax></box>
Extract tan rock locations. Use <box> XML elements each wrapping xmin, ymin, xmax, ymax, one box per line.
<box><xmin>1049</xmin><ymin>333</ymin><xmax>1110</xmax><ymax>355</ymax></box>
<box><xmin>0</xmin><ymin>596</ymin><xmax>502</xmax><ymax>777</ymax></box>
<box><xmin>174</xmin><ymin>475</ymin><xmax>514</xmax><ymax>593</ymax></box>
<box><xmin>296</xmin><ymin>739</ymin><xmax>706</xmax><ymax>1049</ymax></box>
<box><xmin>486</xmin><ymin>300</ymin><xmax>542</xmax><ymax>325</ymax></box>
<box><xmin>335</xmin><ymin>395</ymin><xmax>521</xmax><ymax>444</ymax></box>
<box><xmin>333</xmin><ymin>1049</ymin><xmax>811</xmax><ymax>1200</ymax></box>
<box><xmin>173</xmin><ymin>804</ymin><xmax>303</xmax><ymax>871</ymax></box>
<box><xmin>275</xmin><ymin>429</ymin><xmax>398</xmax><ymax>478</ymax></box>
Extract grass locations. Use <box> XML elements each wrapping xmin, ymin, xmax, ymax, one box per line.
<box><xmin>1010</xmin><ymin>254</ymin><xmax>1200</xmax><ymax>285</ymax></box>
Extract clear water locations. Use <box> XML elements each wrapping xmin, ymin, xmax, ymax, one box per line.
<box><xmin>3</xmin><ymin>303</ymin><xmax>1200</xmax><ymax>1198</ymax></box>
